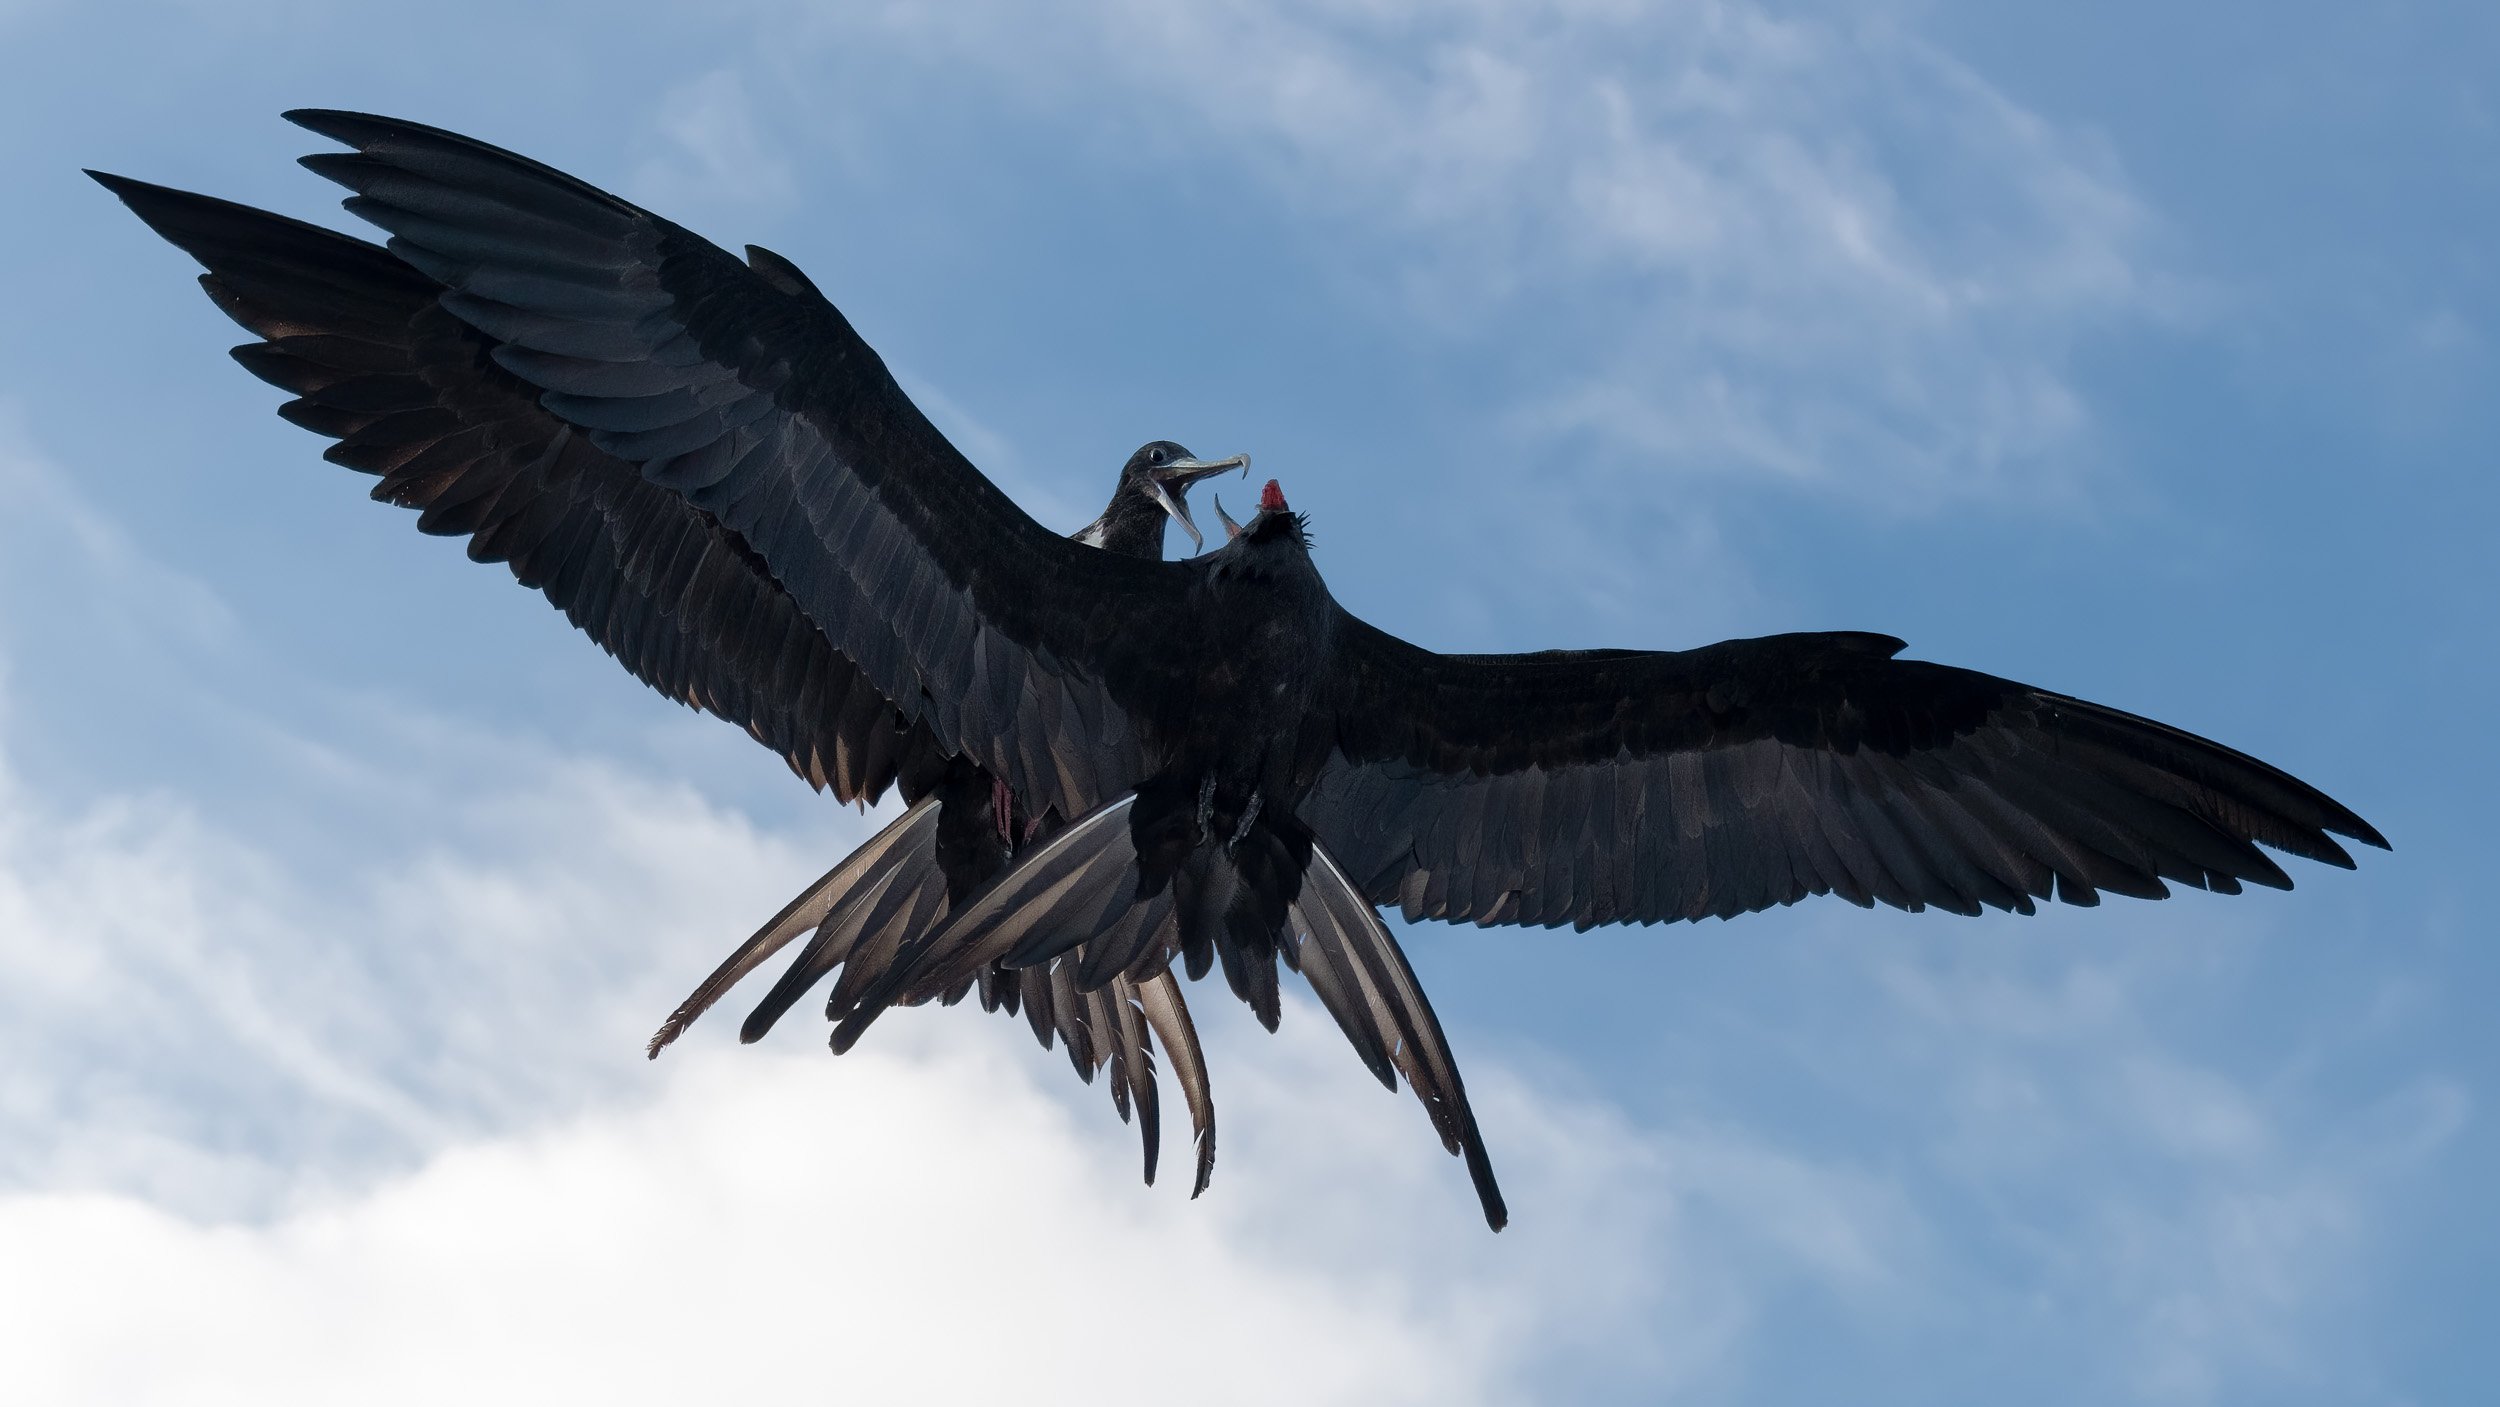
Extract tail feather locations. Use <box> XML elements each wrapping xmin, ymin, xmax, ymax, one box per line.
<box><xmin>1074</xmin><ymin>890</ymin><xmax>1177</xmax><ymax>992</ymax></box>
<box><xmin>832</xmin><ymin>794</ymin><xmax>1141</xmax><ymax>1052</ymax></box>
<box><xmin>716</xmin><ymin>799</ymin><xmax>949</xmax><ymax>1045</ymax></box>
<box><xmin>1283</xmin><ymin>896</ymin><xmax>1398</xmax><ymax>1090</ymax></box>
<box><xmin>1105</xmin><ymin>984</ymin><xmax>1161</xmax><ymax>1187</ymax></box>
<box><xmin>1092</xmin><ymin>987</ymin><xmax>1129</xmax><ymax>1119</ymax></box>
<box><xmin>688</xmin><ymin>784</ymin><xmax>1486</xmax><ymax>1222</ymax></box>
<box><xmin>973</xmin><ymin>967</ymin><xmax>1020</xmax><ymax>1016</ymax></box>
<box><xmin>1137</xmin><ymin>970</ymin><xmax>1217</xmax><ymax>1197</ymax></box>
<box><xmin>1019</xmin><ymin>965</ymin><xmax>1057</xmax><ymax>1050</ymax></box>
<box><xmin>1216</xmin><ymin>928</ymin><xmax>1283</xmax><ymax>1032</ymax></box>
<box><xmin>647</xmin><ymin>797</ymin><xmax>939</xmax><ymax>1056</ymax></box>
<box><xmin>813</xmin><ymin>850</ymin><xmax>954</xmax><ymax>1028</ymax></box>
<box><xmin>863</xmin><ymin>786</ymin><xmax>1298</xmax><ymax>1039</ymax></box>
<box><xmin>1292</xmin><ymin>840</ymin><xmax>1508</xmax><ymax>1232</ymax></box>
<box><xmin>1050</xmin><ymin>960</ymin><xmax>1096</xmax><ymax>1079</ymax></box>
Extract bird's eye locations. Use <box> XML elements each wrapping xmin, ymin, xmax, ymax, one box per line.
<box><xmin>1147</xmin><ymin>448</ymin><xmax>1167</xmax><ymax>465</ymax></box>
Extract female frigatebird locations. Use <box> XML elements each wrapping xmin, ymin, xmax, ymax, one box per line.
<box><xmin>95</xmin><ymin>112</ymin><xmax>2387</xmax><ymax>1232</ymax></box>
<box><xmin>90</xmin><ymin>170</ymin><xmax>1246</xmax><ymax>1195</ymax></box>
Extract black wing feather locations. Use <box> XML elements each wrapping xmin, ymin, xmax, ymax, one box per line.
<box><xmin>1315</xmin><ymin>620</ymin><xmax>2385</xmax><ymax>929</ymax></box>
<box><xmin>101</xmin><ymin>170</ymin><xmax>1222</xmax><ymax>1196</ymax></box>
<box><xmin>90</xmin><ymin>170</ymin><xmax>916</xmax><ymax>803</ymax></box>
<box><xmin>283</xmin><ymin>108</ymin><xmax>1198</xmax><ymax>822</ymax></box>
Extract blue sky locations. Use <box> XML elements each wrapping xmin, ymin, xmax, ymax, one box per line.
<box><xmin>1</xmin><ymin>1</ymin><xmax>2491</xmax><ymax>1402</ymax></box>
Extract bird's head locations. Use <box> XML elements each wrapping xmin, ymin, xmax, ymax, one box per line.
<box><xmin>1211</xmin><ymin>478</ymin><xmax>1312</xmax><ymax>552</ymax></box>
<box><xmin>1110</xmin><ymin>441</ymin><xmax>1250</xmax><ymax>553</ymax></box>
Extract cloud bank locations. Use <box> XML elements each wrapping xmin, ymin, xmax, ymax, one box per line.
<box><xmin>0</xmin><ymin>707</ymin><xmax>1906</xmax><ymax>1405</ymax></box>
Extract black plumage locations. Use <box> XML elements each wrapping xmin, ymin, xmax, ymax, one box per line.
<box><xmin>97</xmin><ymin>112</ymin><xmax>2387</xmax><ymax>1233</ymax></box>
<box><xmin>92</xmin><ymin>166</ymin><xmax>1238</xmax><ymax>1197</ymax></box>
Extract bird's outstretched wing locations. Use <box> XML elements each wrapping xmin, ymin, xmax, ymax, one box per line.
<box><xmin>284</xmin><ymin>108</ymin><xmax>1196</xmax><ymax>819</ymax></box>
<box><xmin>96</xmin><ymin>168</ymin><xmax>1215</xmax><ymax>1190</ymax></box>
<box><xmin>91</xmin><ymin>170</ymin><xmax>924</xmax><ymax>802</ymax></box>
<box><xmin>1310</xmin><ymin>620</ymin><xmax>2387</xmax><ymax>929</ymax></box>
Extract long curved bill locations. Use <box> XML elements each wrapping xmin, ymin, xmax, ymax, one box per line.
<box><xmin>1146</xmin><ymin>453</ymin><xmax>1250</xmax><ymax>551</ymax></box>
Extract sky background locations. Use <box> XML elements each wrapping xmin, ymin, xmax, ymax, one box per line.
<box><xmin>1</xmin><ymin>2</ymin><xmax>2492</xmax><ymax>1402</ymax></box>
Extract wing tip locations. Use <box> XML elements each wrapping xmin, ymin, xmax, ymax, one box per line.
<box><xmin>2338</xmin><ymin>814</ymin><xmax>2392</xmax><ymax>853</ymax></box>
<box><xmin>85</xmin><ymin>167</ymin><xmax>209</xmax><ymax>236</ymax></box>
<box><xmin>279</xmin><ymin>106</ymin><xmax>650</xmax><ymax>228</ymax></box>
<box><xmin>283</xmin><ymin>107</ymin><xmax>389</xmax><ymax>144</ymax></box>
<box><xmin>84</xmin><ymin>166</ymin><xmax>147</xmax><ymax>200</ymax></box>
<box><xmin>645</xmin><ymin>1012</ymin><xmax>694</xmax><ymax>1059</ymax></box>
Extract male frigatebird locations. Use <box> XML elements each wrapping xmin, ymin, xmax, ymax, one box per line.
<box><xmin>96</xmin><ymin>112</ymin><xmax>2387</xmax><ymax>1232</ymax></box>
<box><xmin>90</xmin><ymin>169</ymin><xmax>1247</xmax><ymax>1194</ymax></box>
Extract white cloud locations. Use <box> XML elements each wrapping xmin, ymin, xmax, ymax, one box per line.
<box><xmin>0</xmin><ymin>680</ymin><xmax>1913</xmax><ymax>1401</ymax></box>
<box><xmin>0</xmin><ymin>1013</ymin><xmax>1942</xmax><ymax>1406</ymax></box>
<box><xmin>0</xmin><ymin>1047</ymin><xmax>1486</xmax><ymax>1406</ymax></box>
<box><xmin>0</xmin><ymin>690</ymin><xmax>865</xmax><ymax>1215</ymax></box>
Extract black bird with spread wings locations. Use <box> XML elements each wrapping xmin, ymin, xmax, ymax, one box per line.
<box><xmin>96</xmin><ymin>112</ymin><xmax>2386</xmax><ymax>1232</ymax></box>
<box><xmin>90</xmin><ymin>163</ymin><xmax>1248</xmax><ymax>1197</ymax></box>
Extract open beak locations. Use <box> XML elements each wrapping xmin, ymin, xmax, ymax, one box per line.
<box><xmin>1144</xmin><ymin>453</ymin><xmax>1250</xmax><ymax>551</ymax></box>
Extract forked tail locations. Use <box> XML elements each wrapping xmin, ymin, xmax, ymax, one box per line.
<box><xmin>843</xmin><ymin>783</ymin><xmax>1507</xmax><ymax>1229</ymax></box>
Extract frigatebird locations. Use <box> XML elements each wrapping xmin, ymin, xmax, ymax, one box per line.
<box><xmin>649</xmin><ymin>437</ymin><xmax>1249</xmax><ymax>1192</ymax></box>
<box><xmin>96</xmin><ymin>111</ymin><xmax>2387</xmax><ymax>1232</ymax></box>
<box><xmin>90</xmin><ymin>169</ymin><xmax>1246</xmax><ymax>1194</ymax></box>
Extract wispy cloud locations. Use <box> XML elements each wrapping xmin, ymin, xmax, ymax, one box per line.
<box><xmin>628</xmin><ymin>68</ymin><xmax>798</xmax><ymax>218</ymax></box>
<box><xmin>0</xmin><ymin>408</ymin><xmax>236</xmax><ymax>652</ymax></box>
<box><xmin>1862</xmin><ymin>931</ymin><xmax>2468</xmax><ymax>1402</ymax></box>
<box><xmin>788</xmin><ymin>0</ymin><xmax>2168</xmax><ymax>512</ymax></box>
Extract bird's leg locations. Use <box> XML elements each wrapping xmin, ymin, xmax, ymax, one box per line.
<box><xmin>993</xmin><ymin>776</ymin><xmax>1015</xmax><ymax>849</ymax></box>
<box><xmin>1227</xmin><ymin>790</ymin><xmax>1262</xmax><ymax>852</ymax></box>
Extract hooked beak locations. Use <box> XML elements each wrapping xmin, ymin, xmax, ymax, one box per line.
<box><xmin>1211</xmin><ymin>494</ymin><xmax>1245</xmax><ymax>542</ymax></box>
<box><xmin>1143</xmin><ymin>453</ymin><xmax>1250</xmax><ymax>551</ymax></box>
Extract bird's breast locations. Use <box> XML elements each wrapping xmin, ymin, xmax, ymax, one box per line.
<box><xmin>1156</xmin><ymin>565</ymin><xmax>1333</xmax><ymax>781</ymax></box>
